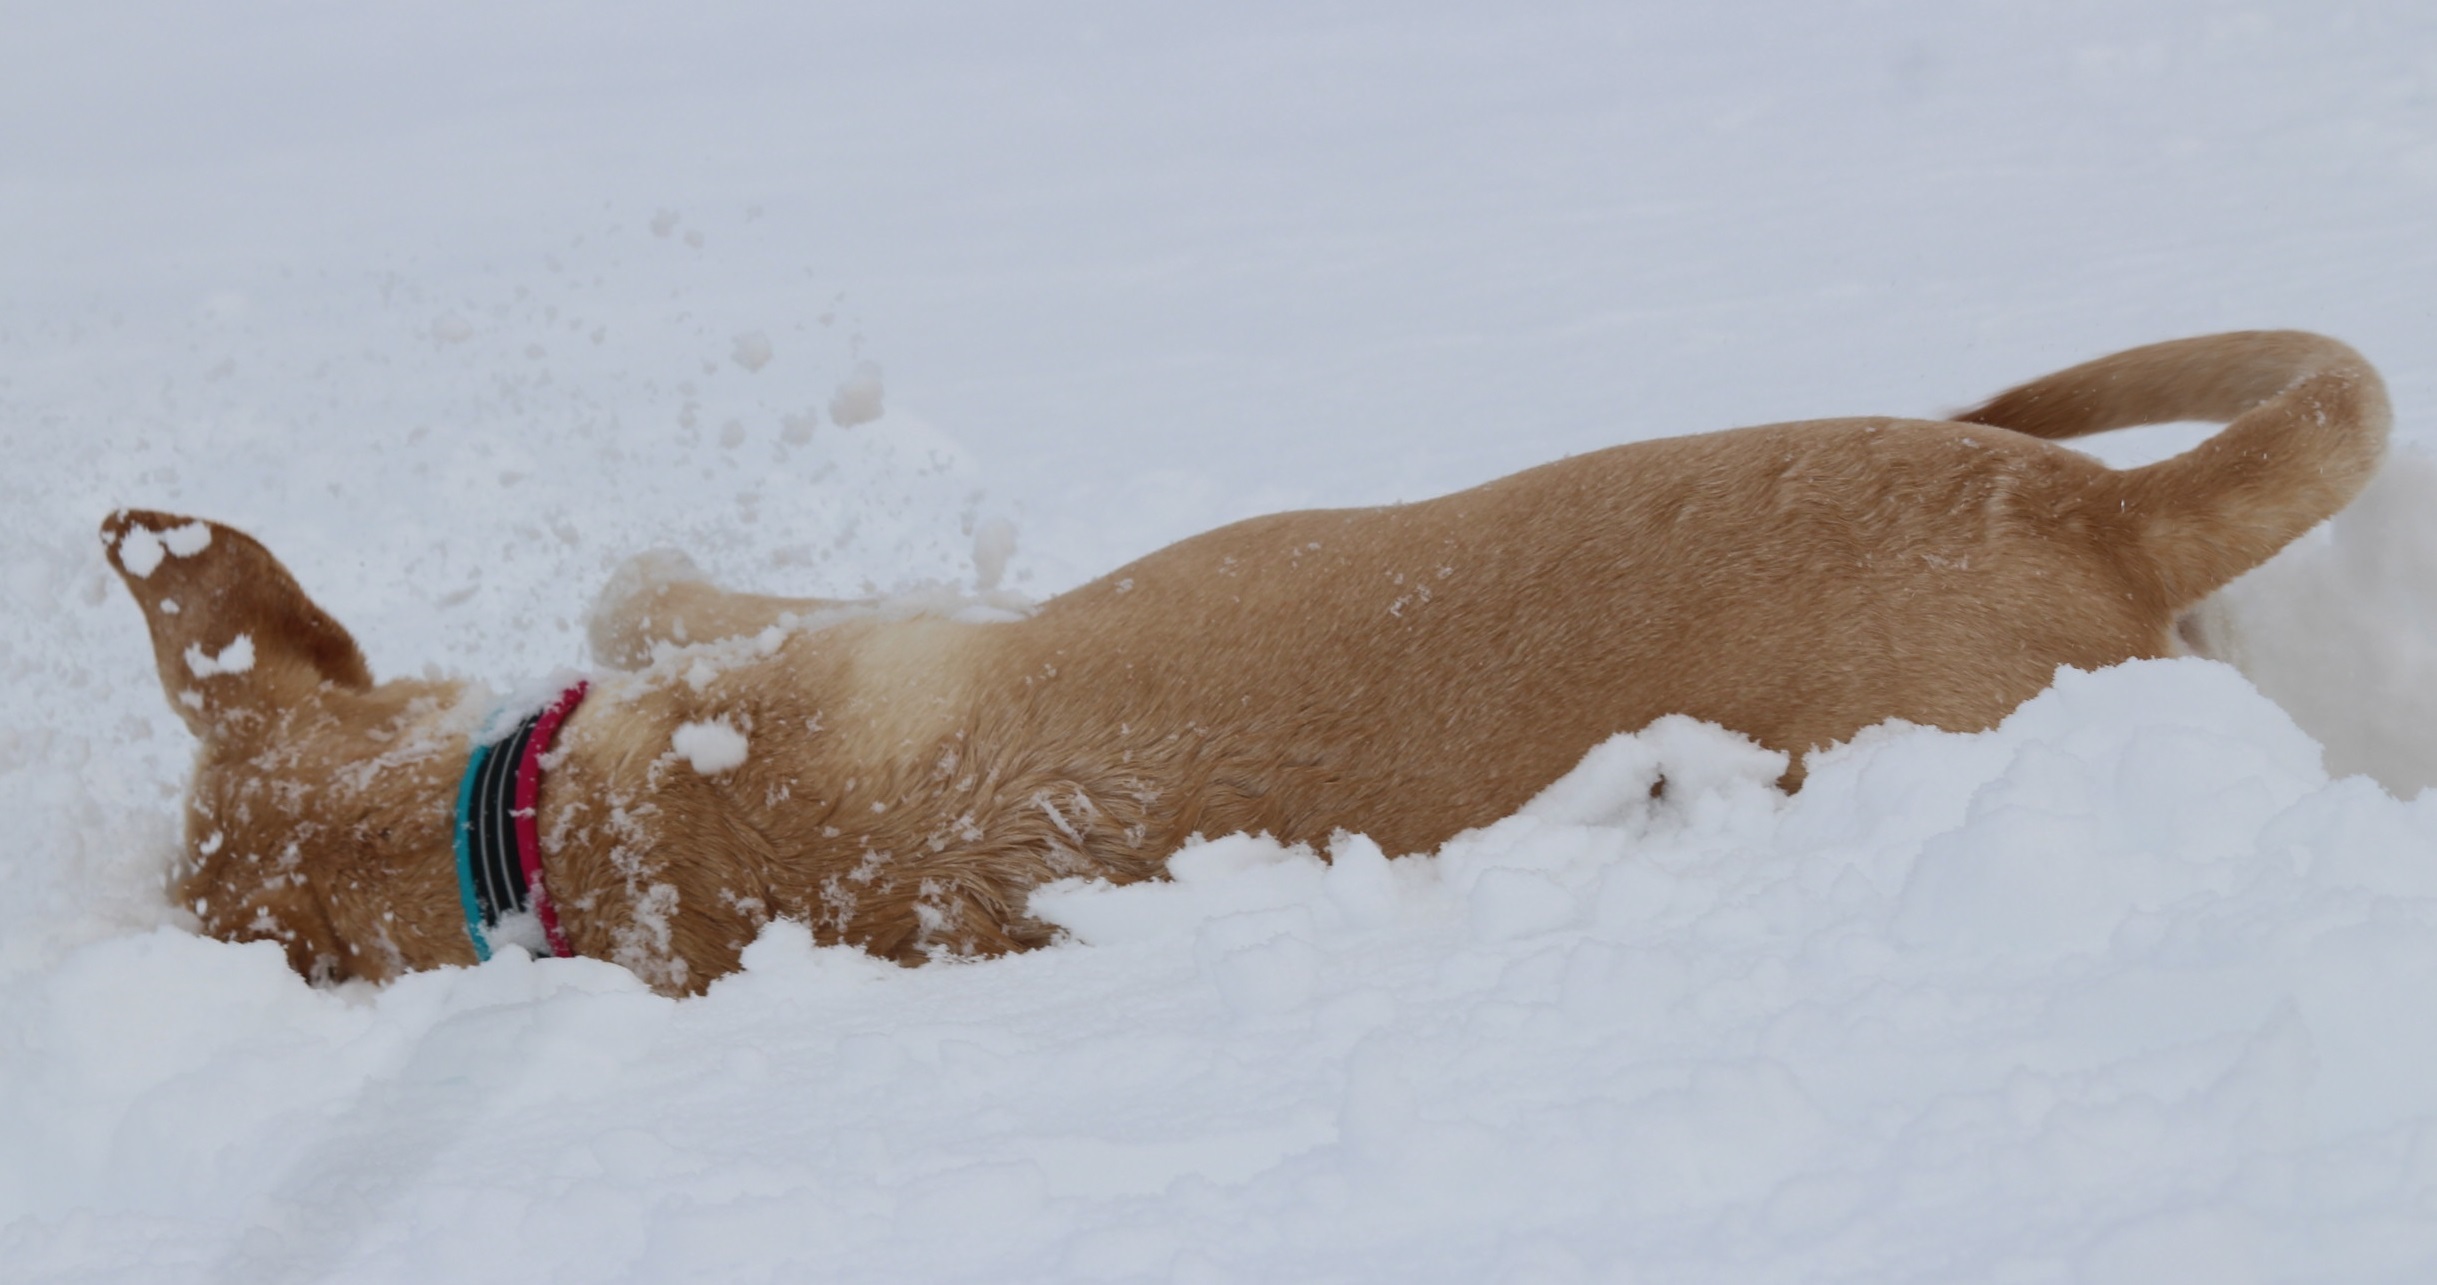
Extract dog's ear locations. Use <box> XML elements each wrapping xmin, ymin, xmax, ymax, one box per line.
<box><xmin>100</xmin><ymin>510</ymin><xmax>373</xmax><ymax>738</ymax></box>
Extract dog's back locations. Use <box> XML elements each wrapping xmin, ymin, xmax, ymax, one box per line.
<box><xmin>1009</xmin><ymin>331</ymin><xmax>2388</xmax><ymax>842</ymax></box>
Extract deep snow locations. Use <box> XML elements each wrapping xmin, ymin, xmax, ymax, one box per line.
<box><xmin>7</xmin><ymin>1</ymin><xmax>2437</xmax><ymax>1281</ymax></box>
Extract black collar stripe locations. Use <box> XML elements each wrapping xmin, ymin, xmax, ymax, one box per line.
<box><xmin>469</xmin><ymin>714</ymin><xmax>540</xmax><ymax>928</ymax></box>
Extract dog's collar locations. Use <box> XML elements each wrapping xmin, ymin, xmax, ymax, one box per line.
<box><xmin>452</xmin><ymin>681</ymin><xmax>588</xmax><ymax>961</ymax></box>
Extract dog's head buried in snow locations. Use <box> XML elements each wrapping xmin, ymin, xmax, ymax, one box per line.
<box><xmin>105</xmin><ymin>332</ymin><xmax>2388</xmax><ymax>995</ymax></box>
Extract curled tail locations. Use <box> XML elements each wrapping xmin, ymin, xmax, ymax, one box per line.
<box><xmin>1956</xmin><ymin>330</ymin><xmax>2392</xmax><ymax>607</ymax></box>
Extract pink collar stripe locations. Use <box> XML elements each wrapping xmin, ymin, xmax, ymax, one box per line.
<box><xmin>511</xmin><ymin>681</ymin><xmax>589</xmax><ymax>959</ymax></box>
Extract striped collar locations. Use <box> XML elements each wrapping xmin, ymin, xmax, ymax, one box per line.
<box><xmin>451</xmin><ymin>682</ymin><xmax>588</xmax><ymax>961</ymax></box>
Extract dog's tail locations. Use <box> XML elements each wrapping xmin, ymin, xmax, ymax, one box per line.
<box><xmin>1955</xmin><ymin>330</ymin><xmax>2391</xmax><ymax>607</ymax></box>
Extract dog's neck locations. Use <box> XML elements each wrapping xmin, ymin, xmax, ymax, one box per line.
<box><xmin>451</xmin><ymin>681</ymin><xmax>589</xmax><ymax>961</ymax></box>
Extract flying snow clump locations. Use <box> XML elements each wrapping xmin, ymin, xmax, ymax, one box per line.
<box><xmin>829</xmin><ymin>361</ymin><xmax>885</xmax><ymax>427</ymax></box>
<box><xmin>732</xmin><ymin>331</ymin><xmax>773</xmax><ymax>372</ymax></box>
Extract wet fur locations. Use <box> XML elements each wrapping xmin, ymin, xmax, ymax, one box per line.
<box><xmin>104</xmin><ymin>331</ymin><xmax>2389</xmax><ymax>994</ymax></box>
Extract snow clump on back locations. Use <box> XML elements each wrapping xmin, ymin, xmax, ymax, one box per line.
<box><xmin>671</xmin><ymin>718</ymin><xmax>749</xmax><ymax>774</ymax></box>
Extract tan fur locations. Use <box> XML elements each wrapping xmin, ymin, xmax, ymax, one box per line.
<box><xmin>103</xmin><ymin>331</ymin><xmax>2389</xmax><ymax>994</ymax></box>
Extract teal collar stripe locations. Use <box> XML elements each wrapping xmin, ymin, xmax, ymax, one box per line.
<box><xmin>451</xmin><ymin>736</ymin><xmax>502</xmax><ymax>961</ymax></box>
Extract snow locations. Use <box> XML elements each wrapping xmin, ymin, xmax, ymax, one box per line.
<box><xmin>112</xmin><ymin>526</ymin><xmax>166</xmax><ymax>578</ymax></box>
<box><xmin>2194</xmin><ymin>453</ymin><xmax>2437</xmax><ymax>794</ymax></box>
<box><xmin>110</xmin><ymin>520</ymin><xmax>208</xmax><ymax>579</ymax></box>
<box><xmin>731</xmin><ymin>331</ymin><xmax>773</xmax><ymax>373</ymax></box>
<box><xmin>180</xmin><ymin>634</ymin><xmax>254</xmax><ymax>679</ymax></box>
<box><xmin>971</xmin><ymin>516</ymin><xmax>1018</xmax><ymax>593</ymax></box>
<box><xmin>7</xmin><ymin>0</ymin><xmax>2437</xmax><ymax>1280</ymax></box>
<box><xmin>672</xmin><ymin>719</ymin><xmax>752</xmax><ymax>776</ymax></box>
<box><xmin>11</xmin><ymin>670</ymin><xmax>2437</xmax><ymax>1279</ymax></box>
<box><xmin>159</xmin><ymin>522</ymin><xmax>212</xmax><ymax>559</ymax></box>
<box><xmin>829</xmin><ymin>360</ymin><xmax>887</xmax><ymax>428</ymax></box>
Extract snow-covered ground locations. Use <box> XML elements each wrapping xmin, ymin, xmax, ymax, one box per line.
<box><xmin>7</xmin><ymin>2</ymin><xmax>2437</xmax><ymax>1279</ymax></box>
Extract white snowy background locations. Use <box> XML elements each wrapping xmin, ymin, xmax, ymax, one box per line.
<box><xmin>7</xmin><ymin>2</ymin><xmax>2437</xmax><ymax>1280</ymax></box>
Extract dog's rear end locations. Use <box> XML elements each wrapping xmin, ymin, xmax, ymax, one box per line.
<box><xmin>1955</xmin><ymin>330</ymin><xmax>2390</xmax><ymax>608</ymax></box>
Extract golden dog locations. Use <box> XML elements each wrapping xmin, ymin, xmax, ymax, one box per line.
<box><xmin>104</xmin><ymin>331</ymin><xmax>2388</xmax><ymax>994</ymax></box>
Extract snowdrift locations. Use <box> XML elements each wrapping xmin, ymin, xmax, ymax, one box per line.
<box><xmin>7</xmin><ymin>660</ymin><xmax>2437</xmax><ymax>1280</ymax></box>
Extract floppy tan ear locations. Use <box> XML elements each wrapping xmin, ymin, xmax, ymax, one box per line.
<box><xmin>100</xmin><ymin>510</ymin><xmax>372</xmax><ymax>738</ymax></box>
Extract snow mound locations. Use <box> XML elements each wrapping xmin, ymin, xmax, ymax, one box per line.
<box><xmin>14</xmin><ymin>662</ymin><xmax>2421</xmax><ymax>1279</ymax></box>
<box><xmin>2200</xmin><ymin>451</ymin><xmax>2437</xmax><ymax>794</ymax></box>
